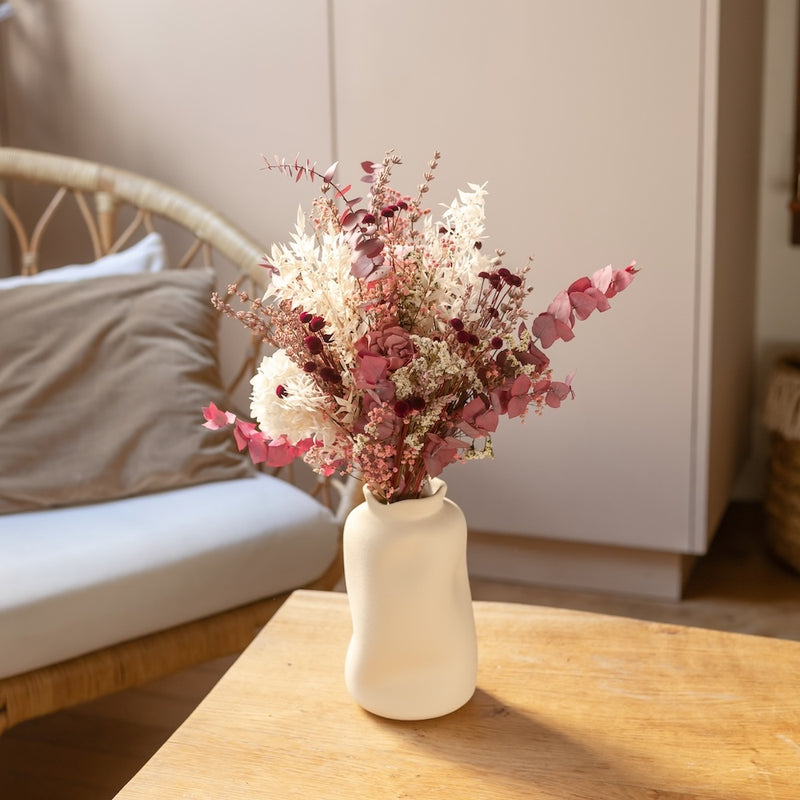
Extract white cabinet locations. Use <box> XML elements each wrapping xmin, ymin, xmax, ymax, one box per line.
<box><xmin>332</xmin><ymin>1</ymin><xmax>762</xmax><ymax>596</ymax></box>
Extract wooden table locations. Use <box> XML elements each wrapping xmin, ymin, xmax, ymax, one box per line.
<box><xmin>114</xmin><ymin>590</ymin><xmax>800</xmax><ymax>799</ymax></box>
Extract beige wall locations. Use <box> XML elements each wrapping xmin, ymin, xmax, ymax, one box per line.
<box><xmin>3</xmin><ymin>0</ymin><xmax>334</xmax><ymax>249</ymax></box>
<box><xmin>1</xmin><ymin>0</ymin><xmax>786</xmax><ymax>539</ymax></box>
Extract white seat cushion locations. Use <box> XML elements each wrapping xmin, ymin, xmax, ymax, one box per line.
<box><xmin>0</xmin><ymin>474</ymin><xmax>338</xmax><ymax>679</ymax></box>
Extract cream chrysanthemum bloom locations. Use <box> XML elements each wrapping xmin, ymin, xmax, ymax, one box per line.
<box><xmin>250</xmin><ymin>349</ymin><xmax>336</xmax><ymax>445</ymax></box>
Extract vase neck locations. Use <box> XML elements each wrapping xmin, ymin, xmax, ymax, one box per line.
<box><xmin>363</xmin><ymin>478</ymin><xmax>448</xmax><ymax>521</ymax></box>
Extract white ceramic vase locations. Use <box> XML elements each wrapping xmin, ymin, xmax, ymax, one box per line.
<box><xmin>343</xmin><ymin>478</ymin><xmax>478</xmax><ymax>720</ymax></box>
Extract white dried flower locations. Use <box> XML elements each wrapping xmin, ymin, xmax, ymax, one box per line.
<box><xmin>250</xmin><ymin>350</ymin><xmax>338</xmax><ymax>445</ymax></box>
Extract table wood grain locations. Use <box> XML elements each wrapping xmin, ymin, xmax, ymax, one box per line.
<box><xmin>114</xmin><ymin>590</ymin><xmax>800</xmax><ymax>799</ymax></box>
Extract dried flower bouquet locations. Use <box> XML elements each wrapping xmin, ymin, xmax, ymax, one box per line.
<box><xmin>204</xmin><ymin>151</ymin><xmax>637</xmax><ymax>502</ymax></box>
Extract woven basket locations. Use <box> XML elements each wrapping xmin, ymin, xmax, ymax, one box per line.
<box><xmin>763</xmin><ymin>356</ymin><xmax>800</xmax><ymax>573</ymax></box>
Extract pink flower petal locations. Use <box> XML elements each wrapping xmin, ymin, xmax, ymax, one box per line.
<box><xmin>591</xmin><ymin>265</ymin><xmax>613</xmax><ymax>294</ymax></box>
<box><xmin>202</xmin><ymin>402</ymin><xmax>236</xmax><ymax>430</ymax></box>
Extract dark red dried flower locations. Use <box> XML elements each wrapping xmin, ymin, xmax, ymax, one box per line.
<box><xmin>305</xmin><ymin>335</ymin><xmax>324</xmax><ymax>355</ymax></box>
<box><xmin>393</xmin><ymin>400</ymin><xmax>411</xmax><ymax>418</ymax></box>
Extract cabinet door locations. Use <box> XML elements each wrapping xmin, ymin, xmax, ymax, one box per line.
<box><xmin>333</xmin><ymin>0</ymin><xmax>709</xmax><ymax>552</ymax></box>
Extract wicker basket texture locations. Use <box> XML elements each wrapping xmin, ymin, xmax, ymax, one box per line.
<box><xmin>764</xmin><ymin>356</ymin><xmax>800</xmax><ymax>573</ymax></box>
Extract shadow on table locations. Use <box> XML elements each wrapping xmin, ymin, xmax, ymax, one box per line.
<box><xmin>376</xmin><ymin>688</ymin><xmax>691</xmax><ymax>799</ymax></box>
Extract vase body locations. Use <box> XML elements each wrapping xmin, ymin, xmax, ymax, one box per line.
<box><xmin>343</xmin><ymin>478</ymin><xmax>477</xmax><ymax>720</ymax></box>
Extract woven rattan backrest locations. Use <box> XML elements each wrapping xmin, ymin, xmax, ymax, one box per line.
<box><xmin>0</xmin><ymin>147</ymin><xmax>356</xmax><ymax>520</ymax></box>
<box><xmin>0</xmin><ymin>148</ymin><xmax>264</xmax><ymax>278</ymax></box>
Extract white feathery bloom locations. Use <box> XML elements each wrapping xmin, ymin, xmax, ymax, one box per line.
<box><xmin>440</xmin><ymin>182</ymin><xmax>489</xmax><ymax>277</ymax></box>
<box><xmin>265</xmin><ymin>208</ymin><xmax>367</xmax><ymax>369</ymax></box>
<box><xmin>250</xmin><ymin>350</ymin><xmax>338</xmax><ymax>445</ymax></box>
<box><xmin>415</xmin><ymin>184</ymin><xmax>493</xmax><ymax>320</ymax></box>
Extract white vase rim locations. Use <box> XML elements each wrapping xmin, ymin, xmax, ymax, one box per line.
<box><xmin>362</xmin><ymin>477</ymin><xmax>447</xmax><ymax>518</ymax></box>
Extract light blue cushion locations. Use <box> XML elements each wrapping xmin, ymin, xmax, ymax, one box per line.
<box><xmin>0</xmin><ymin>473</ymin><xmax>338</xmax><ymax>679</ymax></box>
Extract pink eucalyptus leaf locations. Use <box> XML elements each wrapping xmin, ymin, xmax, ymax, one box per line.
<box><xmin>507</xmin><ymin>394</ymin><xmax>531</xmax><ymax>418</ymax></box>
<box><xmin>605</xmin><ymin>261</ymin><xmax>638</xmax><ymax>297</ymax></box>
<box><xmin>341</xmin><ymin>208</ymin><xmax>369</xmax><ymax>231</ymax></box>
<box><xmin>459</xmin><ymin>396</ymin><xmax>499</xmax><ymax>437</ymax></box>
<box><xmin>591</xmin><ymin>265</ymin><xmax>613</xmax><ymax>294</ymax></box>
<box><xmin>569</xmin><ymin>291</ymin><xmax>597</xmax><ymax>321</ymax></box>
<box><xmin>422</xmin><ymin>433</ymin><xmax>468</xmax><ymax>478</ymax></box>
<box><xmin>233</xmin><ymin>419</ymin><xmax>259</xmax><ymax>451</ymax></box>
<box><xmin>568</xmin><ymin>276</ymin><xmax>592</xmax><ymax>293</ymax></box>
<box><xmin>545</xmin><ymin>382</ymin><xmax>571</xmax><ymax>409</ymax></box>
<box><xmin>355</xmin><ymin>237</ymin><xmax>385</xmax><ymax>258</ymax></box>
<box><xmin>531</xmin><ymin>313</ymin><xmax>574</xmax><ymax>348</ymax></box>
<box><xmin>263</xmin><ymin>440</ymin><xmax>298</xmax><ymax>467</ymax></box>
<box><xmin>585</xmin><ymin>287</ymin><xmax>611</xmax><ymax>312</ymax></box>
<box><xmin>247</xmin><ymin>434</ymin><xmax>268</xmax><ymax>464</ymax></box>
<box><xmin>350</xmin><ymin>252</ymin><xmax>377</xmax><ymax>278</ymax></box>
<box><xmin>202</xmin><ymin>402</ymin><xmax>236</xmax><ymax>430</ymax></box>
<box><xmin>322</xmin><ymin>161</ymin><xmax>338</xmax><ymax>183</ymax></box>
<box><xmin>490</xmin><ymin>387</ymin><xmax>509</xmax><ymax>415</ymax></box>
<box><xmin>547</xmin><ymin>290</ymin><xmax>574</xmax><ymax>324</ymax></box>
<box><xmin>511</xmin><ymin>374</ymin><xmax>532</xmax><ymax>396</ymax></box>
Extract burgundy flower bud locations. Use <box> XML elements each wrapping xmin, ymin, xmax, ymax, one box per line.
<box><xmin>449</xmin><ymin>318</ymin><xmax>465</xmax><ymax>331</ymax></box>
<box><xmin>478</xmin><ymin>271</ymin><xmax>491</xmax><ymax>279</ymax></box>
<box><xmin>303</xmin><ymin>361</ymin><xmax>317</xmax><ymax>373</ymax></box>
<box><xmin>491</xmin><ymin>336</ymin><xmax>503</xmax><ymax>350</ymax></box>
<box><xmin>393</xmin><ymin>400</ymin><xmax>411</xmax><ymax>418</ymax></box>
<box><xmin>408</xmin><ymin>395</ymin><xmax>426</xmax><ymax>411</ymax></box>
<box><xmin>275</xmin><ymin>385</ymin><xmax>288</xmax><ymax>398</ymax></box>
<box><xmin>487</xmin><ymin>306</ymin><xmax>500</xmax><ymax>318</ymax></box>
<box><xmin>299</xmin><ymin>311</ymin><xmax>313</xmax><ymax>324</ymax></box>
<box><xmin>498</xmin><ymin>267</ymin><xmax>511</xmax><ymax>278</ymax></box>
<box><xmin>488</xmin><ymin>274</ymin><xmax>502</xmax><ymax>289</ymax></box>
<box><xmin>468</xmin><ymin>333</ymin><xmax>480</xmax><ymax>346</ymax></box>
<box><xmin>319</xmin><ymin>367</ymin><xmax>341</xmax><ymax>384</ymax></box>
<box><xmin>304</xmin><ymin>335</ymin><xmax>324</xmax><ymax>355</ymax></box>
<box><xmin>380</xmin><ymin>206</ymin><xmax>395</xmax><ymax>218</ymax></box>
<box><xmin>456</xmin><ymin>330</ymin><xmax>471</xmax><ymax>344</ymax></box>
<box><xmin>397</xmin><ymin>200</ymin><xmax>408</xmax><ymax>210</ymax></box>
<box><xmin>508</xmin><ymin>274</ymin><xmax>523</xmax><ymax>287</ymax></box>
<box><xmin>362</xmin><ymin>212</ymin><xmax>376</xmax><ymax>225</ymax></box>
<box><xmin>474</xmin><ymin>241</ymin><xmax>483</xmax><ymax>250</ymax></box>
<box><xmin>309</xmin><ymin>315</ymin><xmax>326</xmax><ymax>332</ymax></box>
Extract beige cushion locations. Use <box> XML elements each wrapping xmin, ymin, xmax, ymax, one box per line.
<box><xmin>0</xmin><ymin>268</ymin><xmax>252</xmax><ymax>514</ymax></box>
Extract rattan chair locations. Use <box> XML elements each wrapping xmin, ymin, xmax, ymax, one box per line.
<box><xmin>0</xmin><ymin>147</ymin><xmax>356</xmax><ymax>733</ymax></box>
